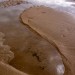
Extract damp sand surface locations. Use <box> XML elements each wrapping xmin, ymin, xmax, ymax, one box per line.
<box><xmin>0</xmin><ymin>0</ymin><xmax>75</xmax><ymax>75</ymax></box>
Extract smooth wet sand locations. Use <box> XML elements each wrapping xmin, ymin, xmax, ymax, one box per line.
<box><xmin>21</xmin><ymin>6</ymin><xmax>75</xmax><ymax>75</ymax></box>
<box><xmin>0</xmin><ymin>0</ymin><xmax>75</xmax><ymax>75</ymax></box>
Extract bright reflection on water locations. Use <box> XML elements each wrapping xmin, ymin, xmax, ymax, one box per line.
<box><xmin>57</xmin><ymin>65</ymin><xmax>65</xmax><ymax>75</ymax></box>
<box><xmin>26</xmin><ymin>0</ymin><xmax>75</xmax><ymax>15</ymax></box>
<box><xmin>31</xmin><ymin>0</ymin><xmax>65</xmax><ymax>3</ymax></box>
<box><xmin>27</xmin><ymin>0</ymin><xmax>75</xmax><ymax>6</ymax></box>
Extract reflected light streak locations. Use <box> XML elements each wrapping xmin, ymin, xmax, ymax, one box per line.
<box><xmin>27</xmin><ymin>0</ymin><xmax>75</xmax><ymax>6</ymax></box>
<box><xmin>57</xmin><ymin>65</ymin><xmax>65</xmax><ymax>75</ymax></box>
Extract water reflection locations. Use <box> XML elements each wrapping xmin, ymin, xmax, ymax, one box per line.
<box><xmin>56</xmin><ymin>65</ymin><xmax>65</xmax><ymax>75</ymax></box>
<box><xmin>0</xmin><ymin>0</ymin><xmax>75</xmax><ymax>75</ymax></box>
<box><xmin>27</xmin><ymin>0</ymin><xmax>75</xmax><ymax>6</ymax></box>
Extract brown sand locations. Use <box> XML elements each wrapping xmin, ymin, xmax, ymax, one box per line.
<box><xmin>0</xmin><ymin>19</ymin><xmax>65</xmax><ymax>75</ymax></box>
<box><xmin>21</xmin><ymin>6</ymin><xmax>75</xmax><ymax>75</ymax></box>
<box><xmin>0</xmin><ymin>5</ymin><xmax>65</xmax><ymax>75</ymax></box>
<box><xmin>0</xmin><ymin>32</ymin><xmax>14</xmax><ymax>63</ymax></box>
<box><xmin>0</xmin><ymin>61</ymin><xmax>29</xmax><ymax>75</ymax></box>
<box><xmin>0</xmin><ymin>8</ymin><xmax>65</xmax><ymax>75</ymax></box>
<box><xmin>0</xmin><ymin>32</ymin><xmax>30</xmax><ymax>75</ymax></box>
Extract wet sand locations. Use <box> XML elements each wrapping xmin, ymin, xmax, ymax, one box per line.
<box><xmin>0</xmin><ymin>0</ymin><xmax>75</xmax><ymax>75</ymax></box>
<box><xmin>21</xmin><ymin>6</ymin><xmax>75</xmax><ymax>75</ymax></box>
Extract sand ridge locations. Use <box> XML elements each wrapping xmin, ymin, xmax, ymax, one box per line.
<box><xmin>21</xmin><ymin>6</ymin><xmax>75</xmax><ymax>75</ymax></box>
